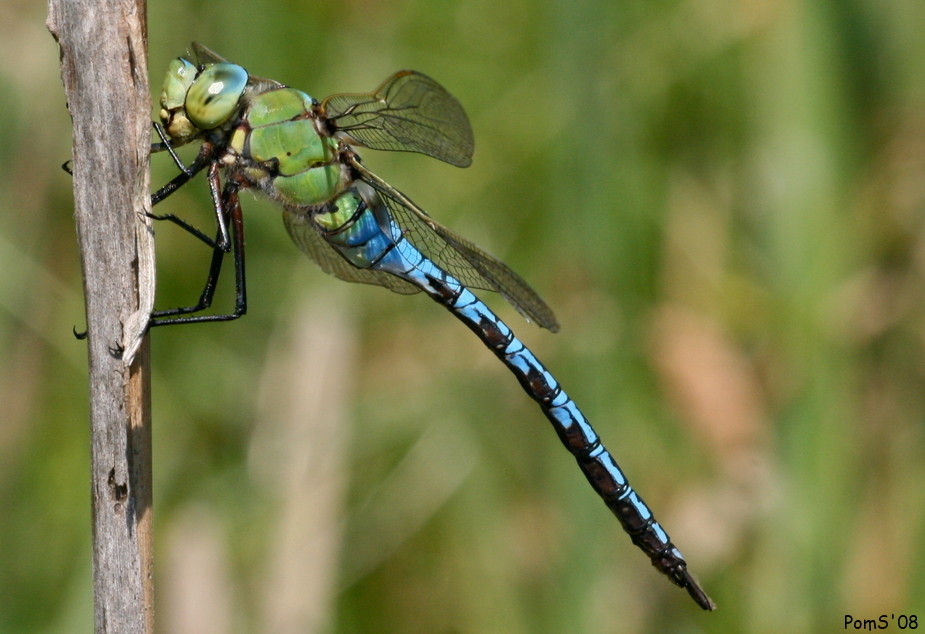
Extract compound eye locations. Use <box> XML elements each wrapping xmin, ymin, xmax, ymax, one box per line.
<box><xmin>160</xmin><ymin>58</ymin><xmax>197</xmax><ymax>112</ymax></box>
<box><xmin>185</xmin><ymin>62</ymin><xmax>248</xmax><ymax>130</ymax></box>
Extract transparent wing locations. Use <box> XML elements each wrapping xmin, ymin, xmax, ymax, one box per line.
<box><xmin>320</xmin><ymin>71</ymin><xmax>475</xmax><ymax>168</ymax></box>
<box><xmin>352</xmin><ymin>159</ymin><xmax>559</xmax><ymax>332</ymax></box>
<box><xmin>191</xmin><ymin>42</ymin><xmax>228</xmax><ymax>65</ymax></box>
<box><xmin>282</xmin><ymin>207</ymin><xmax>420</xmax><ymax>295</ymax></box>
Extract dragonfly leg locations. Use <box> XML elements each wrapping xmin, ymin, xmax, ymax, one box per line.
<box><xmin>148</xmin><ymin>139</ymin><xmax>221</xmax><ymax>252</ymax></box>
<box><xmin>150</xmin><ymin>160</ymin><xmax>231</xmax><ymax>250</ymax></box>
<box><xmin>149</xmin><ymin>172</ymin><xmax>247</xmax><ymax>327</ymax></box>
<box><xmin>151</xmin><ymin>141</ymin><xmax>213</xmax><ymax>206</ymax></box>
<box><xmin>151</xmin><ymin>121</ymin><xmax>194</xmax><ymax>176</ymax></box>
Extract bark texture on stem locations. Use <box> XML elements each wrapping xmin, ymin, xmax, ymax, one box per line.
<box><xmin>46</xmin><ymin>2</ymin><xmax>155</xmax><ymax>632</ymax></box>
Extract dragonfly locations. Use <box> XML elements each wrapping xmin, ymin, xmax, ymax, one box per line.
<box><xmin>150</xmin><ymin>43</ymin><xmax>715</xmax><ymax>611</ymax></box>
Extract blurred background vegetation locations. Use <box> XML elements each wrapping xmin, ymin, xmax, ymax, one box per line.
<box><xmin>2</xmin><ymin>0</ymin><xmax>925</xmax><ymax>631</ymax></box>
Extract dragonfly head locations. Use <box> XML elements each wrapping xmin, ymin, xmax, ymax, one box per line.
<box><xmin>159</xmin><ymin>57</ymin><xmax>248</xmax><ymax>144</ymax></box>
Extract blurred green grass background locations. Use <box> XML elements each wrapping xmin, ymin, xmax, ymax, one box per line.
<box><xmin>3</xmin><ymin>0</ymin><xmax>925</xmax><ymax>631</ymax></box>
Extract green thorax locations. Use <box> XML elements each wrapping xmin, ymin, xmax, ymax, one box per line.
<box><xmin>230</xmin><ymin>86</ymin><xmax>342</xmax><ymax>208</ymax></box>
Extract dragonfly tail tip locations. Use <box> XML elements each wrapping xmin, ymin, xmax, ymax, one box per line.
<box><xmin>682</xmin><ymin>571</ymin><xmax>716</xmax><ymax>611</ymax></box>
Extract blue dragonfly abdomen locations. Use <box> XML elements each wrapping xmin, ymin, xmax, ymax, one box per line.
<box><xmin>308</xmin><ymin>181</ymin><xmax>716</xmax><ymax>611</ymax></box>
